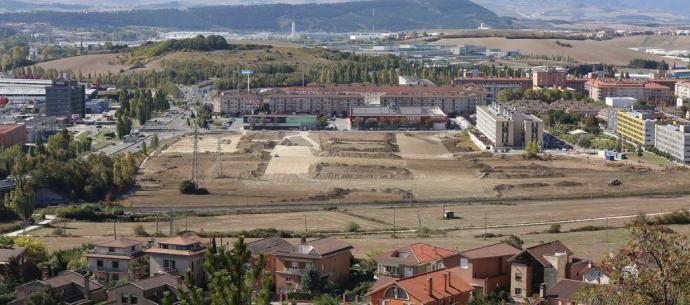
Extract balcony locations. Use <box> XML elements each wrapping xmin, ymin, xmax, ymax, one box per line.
<box><xmin>94</xmin><ymin>266</ymin><xmax>127</xmax><ymax>273</ymax></box>
<box><xmin>282</xmin><ymin>268</ymin><xmax>305</xmax><ymax>275</ymax></box>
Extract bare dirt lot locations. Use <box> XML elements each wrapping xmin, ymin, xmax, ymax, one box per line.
<box><xmin>133</xmin><ymin>131</ymin><xmax>690</xmax><ymax>208</ymax></box>
<box><xmin>36</xmin><ymin>53</ymin><xmax>132</xmax><ymax>75</ymax></box>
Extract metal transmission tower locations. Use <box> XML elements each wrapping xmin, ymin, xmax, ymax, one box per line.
<box><xmin>215</xmin><ymin>134</ymin><xmax>222</xmax><ymax>178</ymax></box>
<box><xmin>191</xmin><ymin>126</ymin><xmax>200</xmax><ymax>188</ymax></box>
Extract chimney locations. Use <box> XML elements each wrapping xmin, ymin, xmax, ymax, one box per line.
<box><xmin>83</xmin><ymin>271</ymin><xmax>91</xmax><ymax>300</ymax></box>
<box><xmin>42</xmin><ymin>265</ymin><xmax>51</xmax><ymax>280</ymax></box>
<box><xmin>539</xmin><ymin>283</ymin><xmax>547</xmax><ymax>298</ymax></box>
<box><xmin>443</xmin><ymin>272</ymin><xmax>449</xmax><ymax>293</ymax></box>
<box><xmin>427</xmin><ymin>277</ymin><xmax>433</xmax><ymax>297</ymax></box>
<box><xmin>300</xmin><ymin>236</ymin><xmax>307</xmax><ymax>244</ymax></box>
<box><xmin>133</xmin><ymin>266</ymin><xmax>141</xmax><ymax>281</ymax></box>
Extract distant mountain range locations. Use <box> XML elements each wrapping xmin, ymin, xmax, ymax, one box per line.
<box><xmin>0</xmin><ymin>0</ymin><xmax>512</xmax><ymax>32</ymax></box>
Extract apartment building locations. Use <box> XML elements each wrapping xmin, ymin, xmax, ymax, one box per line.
<box><xmin>367</xmin><ymin>268</ymin><xmax>474</xmax><ymax>305</ymax></box>
<box><xmin>106</xmin><ymin>273</ymin><xmax>179</xmax><ymax>305</ymax></box>
<box><xmin>145</xmin><ymin>236</ymin><xmax>207</xmax><ymax>286</ymax></box>
<box><xmin>265</xmin><ymin>91</ymin><xmax>366</xmax><ymax>115</ymax></box>
<box><xmin>655</xmin><ymin>124</ymin><xmax>690</xmax><ymax>163</ymax></box>
<box><xmin>453</xmin><ymin>77</ymin><xmax>532</xmax><ymax>102</ymax></box>
<box><xmin>272</xmin><ymin>237</ymin><xmax>353</xmax><ymax>294</ymax></box>
<box><xmin>616</xmin><ymin>111</ymin><xmax>656</xmax><ymax>146</ymax></box>
<box><xmin>676</xmin><ymin>81</ymin><xmax>690</xmax><ymax>99</ymax></box>
<box><xmin>213</xmin><ymin>91</ymin><xmax>262</xmax><ymax>116</ymax></box>
<box><xmin>532</xmin><ymin>68</ymin><xmax>567</xmax><ymax>88</ymax></box>
<box><xmin>585</xmin><ymin>79</ymin><xmax>673</xmax><ymax>102</ymax></box>
<box><xmin>86</xmin><ymin>239</ymin><xmax>147</xmax><ymax>284</ymax></box>
<box><xmin>476</xmin><ymin>104</ymin><xmax>544</xmax><ymax>150</ymax></box>
<box><xmin>45</xmin><ymin>79</ymin><xmax>86</xmax><ymax>118</ymax></box>
<box><xmin>508</xmin><ymin>241</ymin><xmax>580</xmax><ymax>304</ymax></box>
<box><xmin>456</xmin><ymin>243</ymin><xmax>520</xmax><ymax>298</ymax></box>
<box><xmin>375</xmin><ymin>243</ymin><xmax>461</xmax><ymax>278</ymax></box>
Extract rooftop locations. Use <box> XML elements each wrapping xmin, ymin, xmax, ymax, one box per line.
<box><xmin>509</xmin><ymin>240</ymin><xmax>574</xmax><ymax>268</ymax></box>
<box><xmin>0</xmin><ymin>124</ymin><xmax>25</xmax><ymax>134</ymax></box>
<box><xmin>156</xmin><ymin>235</ymin><xmax>205</xmax><ymax>246</ymax></box>
<box><xmin>94</xmin><ymin>238</ymin><xmax>144</xmax><ymax>249</ymax></box>
<box><xmin>377</xmin><ymin>243</ymin><xmax>458</xmax><ymax>265</ymax></box>
<box><xmin>351</xmin><ymin>106</ymin><xmax>447</xmax><ymax>117</ymax></box>
<box><xmin>247</xmin><ymin>237</ymin><xmax>292</xmax><ymax>254</ymax></box>
<box><xmin>0</xmin><ymin>246</ymin><xmax>26</xmax><ymax>263</ymax></box>
<box><xmin>546</xmin><ymin>279</ymin><xmax>592</xmax><ymax>301</ymax></box>
<box><xmin>275</xmin><ymin>237</ymin><xmax>353</xmax><ymax>257</ymax></box>
<box><xmin>460</xmin><ymin>243</ymin><xmax>520</xmax><ymax>260</ymax></box>
<box><xmin>369</xmin><ymin>268</ymin><xmax>473</xmax><ymax>304</ymax></box>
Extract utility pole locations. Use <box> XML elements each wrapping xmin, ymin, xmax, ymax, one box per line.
<box><xmin>216</xmin><ymin>134</ymin><xmax>222</xmax><ymax>178</ymax></box>
<box><xmin>393</xmin><ymin>207</ymin><xmax>396</xmax><ymax>238</ymax></box>
<box><xmin>155</xmin><ymin>213</ymin><xmax>159</xmax><ymax>237</ymax></box>
<box><xmin>113</xmin><ymin>220</ymin><xmax>117</xmax><ymax>240</ymax></box>
<box><xmin>483</xmin><ymin>210</ymin><xmax>488</xmax><ymax>240</ymax></box>
<box><xmin>169</xmin><ymin>208</ymin><xmax>174</xmax><ymax>237</ymax></box>
<box><xmin>192</xmin><ymin>127</ymin><xmax>200</xmax><ymax>188</ymax></box>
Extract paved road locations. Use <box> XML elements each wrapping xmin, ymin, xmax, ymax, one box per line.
<box><xmin>3</xmin><ymin>215</ymin><xmax>56</xmax><ymax>237</ymax></box>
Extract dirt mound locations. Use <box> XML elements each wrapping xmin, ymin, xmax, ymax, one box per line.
<box><xmin>310</xmin><ymin>162</ymin><xmax>412</xmax><ymax>179</ymax></box>
<box><xmin>318</xmin><ymin>132</ymin><xmax>400</xmax><ymax>159</ymax></box>
<box><xmin>485</xmin><ymin>163</ymin><xmax>566</xmax><ymax>179</ymax></box>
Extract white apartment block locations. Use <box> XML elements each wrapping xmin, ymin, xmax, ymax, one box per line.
<box><xmin>675</xmin><ymin>81</ymin><xmax>690</xmax><ymax>100</ymax></box>
<box><xmin>655</xmin><ymin>124</ymin><xmax>690</xmax><ymax>163</ymax></box>
<box><xmin>476</xmin><ymin>104</ymin><xmax>543</xmax><ymax>150</ymax></box>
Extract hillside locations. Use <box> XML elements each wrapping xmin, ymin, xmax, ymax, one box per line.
<box><xmin>0</xmin><ymin>0</ymin><xmax>511</xmax><ymax>31</ymax></box>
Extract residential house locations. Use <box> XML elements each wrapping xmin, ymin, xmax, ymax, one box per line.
<box><xmin>375</xmin><ymin>243</ymin><xmax>461</xmax><ymax>278</ymax></box>
<box><xmin>532</xmin><ymin>279</ymin><xmax>593</xmax><ymax>305</ymax></box>
<box><xmin>86</xmin><ymin>239</ymin><xmax>147</xmax><ymax>284</ymax></box>
<box><xmin>145</xmin><ymin>236</ymin><xmax>207</xmax><ymax>286</ymax></box>
<box><xmin>0</xmin><ymin>245</ymin><xmax>26</xmax><ymax>276</ymax></box>
<box><xmin>580</xmin><ymin>265</ymin><xmax>610</xmax><ymax>285</ymax></box>
<box><xmin>247</xmin><ymin>237</ymin><xmax>293</xmax><ymax>284</ymax></box>
<box><xmin>508</xmin><ymin>241</ymin><xmax>578</xmax><ymax>304</ymax></box>
<box><xmin>456</xmin><ymin>243</ymin><xmax>520</xmax><ymax>298</ymax></box>
<box><xmin>368</xmin><ymin>267</ymin><xmax>474</xmax><ymax>305</ymax></box>
<box><xmin>106</xmin><ymin>273</ymin><xmax>180</xmax><ymax>305</ymax></box>
<box><xmin>272</xmin><ymin>237</ymin><xmax>353</xmax><ymax>294</ymax></box>
<box><xmin>9</xmin><ymin>271</ymin><xmax>106</xmax><ymax>305</ymax></box>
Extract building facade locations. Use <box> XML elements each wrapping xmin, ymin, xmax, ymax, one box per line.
<box><xmin>45</xmin><ymin>80</ymin><xmax>86</xmax><ymax>118</ymax></box>
<box><xmin>456</xmin><ymin>243</ymin><xmax>520</xmax><ymax>298</ymax></box>
<box><xmin>655</xmin><ymin>124</ymin><xmax>690</xmax><ymax>163</ymax></box>
<box><xmin>616</xmin><ymin>111</ymin><xmax>656</xmax><ymax>146</ymax></box>
<box><xmin>145</xmin><ymin>236</ymin><xmax>207</xmax><ymax>286</ymax></box>
<box><xmin>585</xmin><ymin>80</ymin><xmax>672</xmax><ymax>102</ymax></box>
<box><xmin>368</xmin><ymin>268</ymin><xmax>474</xmax><ymax>305</ymax></box>
<box><xmin>476</xmin><ymin>104</ymin><xmax>544</xmax><ymax>150</ymax></box>
<box><xmin>0</xmin><ymin>124</ymin><xmax>27</xmax><ymax>150</ymax></box>
<box><xmin>453</xmin><ymin>77</ymin><xmax>532</xmax><ymax>102</ymax></box>
<box><xmin>86</xmin><ymin>239</ymin><xmax>147</xmax><ymax>284</ymax></box>
<box><xmin>350</xmin><ymin>106</ymin><xmax>448</xmax><ymax>130</ymax></box>
<box><xmin>213</xmin><ymin>91</ymin><xmax>262</xmax><ymax>116</ymax></box>
<box><xmin>532</xmin><ymin>68</ymin><xmax>567</xmax><ymax>88</ymax></box>
<box><xmin>375</xmin><ymin>243</ymin><xmax>461</xmax><ymax>279</ymax></box>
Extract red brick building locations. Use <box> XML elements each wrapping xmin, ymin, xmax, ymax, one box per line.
<box><xmin>368</xmin><ymin>267</ymin><xmax>474</xmax><ymax>305</ymax></box>
<box><xmin>457</xmin><ymin>243</ymin><xmax>520</xmax><ymax>298</ymax></box>
<box><xmin>0</xmin><ymin>124</ymin><xmax>26</xmax><ymax>150</ymax></box>
<box><xmin>375</xmin><ymin>243</ymin><xmax>461</xmax><ymax>278</ymax></box>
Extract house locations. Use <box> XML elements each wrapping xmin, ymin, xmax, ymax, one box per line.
<box><xmin>9</xmin><ymin>271</ymin><xmax>106</xmax><ymax>305</ymax></box>
<box><xmin>533</xmin><ymin>279</ymin><xmax>593</xmax><ymax>305</ymax></box>
<box><xmin>508</xmin><ymin>241</ymin><xmax>578</xmax><ymax>304</ymax></box>
<box><xmin>145</xmin><ymin>235</ymin><xmax>207</xmax><ymax>286</ymax></box>
<box><xmin>368</xmin><ymin>267</ymin><xmax>474</xmax><ymax>305</ymax></box>
<box><xmin>247</xmin><ymin>237</ymin><xmax>293</xmax><ymax>284</ymax></box>
<box><xmin>272</xmin><ymin>237</ymin><xmax>353</xmax><ymax>294</ymax></box>
<box><xmin>580</xmin><ymin>265</ymin><xmax>610</xmax><ymax>285</ymax></box>
<box><xmin>106</xmin><ymin>273</ymin><xmax>180</xmax><ymax>305</ymax></box>
<box><xmin>86</xmin><ymin>238</ymin><xmax>147</xmax><ymax>284</ymax></box>
<box><xmin>0</xmin><ymin>245</ymin><xmax>26</xmax><ymax>276</ymax></box>
<box><xmin>457</xmin><ymin>243</ymin><xmax>520</xmax><ymax>298</ymax></box>
<box><xmin>375</xmin><ymin>243</ymin><xmax>461</xmax><ymax>278</ymax></box>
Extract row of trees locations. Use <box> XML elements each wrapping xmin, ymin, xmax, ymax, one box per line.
<box><xmin>497</xmin><ymin>88</ymin><xmax>591</xmax><ymax>103</ymax></box>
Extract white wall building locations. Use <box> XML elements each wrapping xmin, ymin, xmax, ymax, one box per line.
<box><xmin>605</xmin><ymin>97</ymin><xmax>638</xmax><ymax>108</ymax></box>
<box><xmin>476</xmin><ymin>104</ymin><xmax>543</xmax><ymax>150</ymax></box>
<box><xmin>655</xmin><ymin>124</ymin><xmax>690</xmax><ymax>163</ymax></box>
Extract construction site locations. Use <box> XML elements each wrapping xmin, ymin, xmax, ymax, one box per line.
<box><xmin>133</xmin><ymin>130</ymin><xmax>690</xmax><ymax>208</ymax></box>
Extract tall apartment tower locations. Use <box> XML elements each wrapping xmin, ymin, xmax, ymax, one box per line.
<box><xmin>291</xmin><ymin>21</ymin><xmax>296</xmax><ymax>39</ymax></box>
<box><xmin>45</xmin><ymin>79</ymin><xmax>85</xmax><ymax>118</ymax></box>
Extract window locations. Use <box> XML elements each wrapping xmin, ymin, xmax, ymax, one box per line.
<box><xmin>514</xmin><ymin>288</ymin><xmax>522</xmax><ymax>295</ymax></box>
<box><xmin>112</xmin><ymin>273</ymin><xmax>119</xmax><ymax>281</ymax></box>
<box><xmin>515</xmin><ymin>272</ymin><xmax>523</xmax><ymax>282</ymax></box>
<box><xmin>109</xmin><ymin>247</ymin><xmax>115</xmax><ymax>252</ymax></box>
<box><xmin>286</xmin><ymin>276</ymin><xmax>292</xmax><ymax>283</ymax></box>
<box><xmin>384</xmin><ymin>287</ymin><xmax>408</xmax><ymax>300</ymax></box>
<box><xmin>460</xmin><ymin>258</ymin><xmax>469</xmax><ymax>269</ymax></box>
<box><xmin>97</xmin><ymin>260</ymin><xmax>103</xmax><ymax>267</ymax></box>
<box><xmin>121</xmin><ymin>294</ymin><xmax>129</xmax><ymax>303</ymax></box>
<box><xmin>112</xmin><ymin>261</ymin><xmax>120</xmax><ymax>269</ymax></box>
<box><xmin>130</xmin><ymin>294</ymin><xmax>138</xmax><ymax>304</ymax></box>
<box><xmin>291</xmin><ymin>261</ymin><xmax>299</xmax><ymax>268</ymax></box>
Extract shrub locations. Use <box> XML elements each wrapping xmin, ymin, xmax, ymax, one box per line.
<box><xmin>133</xmin><ymin>224</ymin><xmax>150</xmax><ymax>237</ymax></box>
<box><xmin>546</xmin><ymin>223</ymin><xmax>561</xmax><ymax>234</ymax></box>
<box><xmin>653</xmin><ymin>210</ymin><xmax>690</xmax><ymax>225</ymax></box>
<box><xmin>501</xmin><ymin>234</ymin><xmax>524</xmax><ymax>249</ymax></box>
<box><xmin>344</xmin><ymin>222</ymin><xmax>361</xmax><ymax>232</ymax></box>
<box><xmin>178</xmin><ymin>180</ymin><xmax>196</xmax><ymax>194</ymax></box>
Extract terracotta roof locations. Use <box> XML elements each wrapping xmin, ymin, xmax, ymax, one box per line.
<box><xmin>275</xmin><ymin>237</ymin><xmax>353</xmax><ymax>257</ymax></box>
<box><xmin>156</xmin><ymin>235</ymin><xmax>204</xmax><ymax>246</ymax></box>
<box><xmin>0</xmin><ymin>124</ymin><xmax>24</xmax><ymax>134</ymax></box>
<box><xmin>247</xmin><ymin>237</ymin><xmax>292</xmax><ymax>254</ymax></box>
<box><xmin>0</xmin><ymin>246</ymin><xmax>26</xmax><ymax>263</ymax></box>
<box><xmin>546</xmin><ymin>279</ymin><xmax>591</xmax><ymax>301</ymax></box>
<box><xmin>282</xmin><ymin>84</ymin><xmax>486</xmax><ymax>96</ymax></box>
<box><xmin>369</xmin><ymin>268</ymin><xmax>473</xmax><ymax>304</ymax></box>
<box><xmin>145</xmin><ymin>247</ymin><xmax>207</xmax><ymax>256</ymax></box>
<box><xmin>509</xmin><ymin>240</ymin><xmax>574</xmax><ymax>267</ymax></box>
<box><xmin>37</xmin><ymin>271</ymin><xmax>103</xmax><ymax>291</ymax></box>
<box><xmin>461</xmin><ymin>243</ymin><xmax>520</xmax><ymax>260</ymax></box>
<box><xmin>130</xmin><ymin>273</ymin><xmax>179</xmax><ymax>291</ymax></box>
<box><xmin>95</xmin><ymin>238</ymin><xmax>144</xmax><ymax>248</ymax></box>
<box><xmin>377</xmin><ymin>243</ymin><xmax>458</xmax><ymax>265</ymax></box>
<box><xmin>370</xmin><ymin>276</ymin><xmax>397</xmax><ymax>293</ymax></box>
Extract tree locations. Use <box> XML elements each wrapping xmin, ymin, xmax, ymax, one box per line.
<box><xmin>12</xmin><ymin>236</ymin><xmax>48</xmax><ymax>263</ymax></box>
<box><xmin>501</xmin><ymin>234</ymin><xmax>524</xmax><ymax>250</ymax></box>
<box><xmin>524</xmin><ymin>140</ymin><xmax>539</xmax><ymax>159</ymax></box>
<box><xmin>575</xmin><ymin>223</ymin><xmax>690</xmax><ymax>305</ymax></box>
<box><xmin>6</xmin><ymin>176</ymin><xmax>35</xmax><ymax>223</ymax></box>
<box><xmin>299</xmin><ymin>264</ymin><xmax>321</xmax><ymax>293</ymax></box>
<box><xmin>312</xmin><ymin>294</ymin><xmax>340</xmax><ymax>305</ymax></box>
<box><xmin>177</xmin><ymin>236</ymin><xmax>271</xmax><ymax>305</ymax></box>
<box><xmin>150</xmin><ymin>134</ymin><xmax>159</xmax><ymax>149</ymax></box>
<box><xmin>25</xmin><ymin>286</ymin><xmax>66</xmax><ymax>305</ymax></box>
<box><xmin>113</xmin><ymin>153</ymin><xmax>137</xmax><ymax>191</ymax></box>
<box><xmin>141</xmin><ymin>142</ymin><xmax>148</xmax><ymax>156</ymax></box>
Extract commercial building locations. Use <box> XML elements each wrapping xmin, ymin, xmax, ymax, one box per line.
<box><xmin>86</xmin><ymin>239</ymin><xmax>147</xmax><ymax>284</ymax></box>
<box><xmin>457</xmin><ymin>243</ymin><xmax>520</xmax><ymax>298</ymax></box>
<box><xmin>85</xmin><ymin>99</ymin><xmax>111</xmax><ymax>114</ymax></box>
<box><xmin>45</xmin><ymin>80</ymin><xmax>86</xmax><ymax>118</ymax></box>
<box><xmin>616</xmin><ymin>111</ymin><xmax>656</xmax><ymax>146</ymax></box>
<box><xmin>350</xmin><ymin>106</ymin><xmax>448</xmax><ymax>130</ymax></box>
<box><xmin>145</xmin><ymin>236</ymin><xmax>207</xmax><ymax>286</ymax></box>
<box><xmin>585</xmin><ymin>79</ymin><xmax>672</xmax><ymax>102</ymax></box>
<box><xmin>243</xmin><ymin>114</ymin><xmax>318</xmax><ymax>130</ymax></box>
<box><xmin>374</xmin><ymin>243</ymin><xmax>461</xmax><ymax>278</ymax></box>
<box><xmin>0</xmin><ymin>78</ymin><xmax>53</xmax><ymax>102</ymax></box>
<box><xmin>272</xmin><ymin>237</ymin><xmax>352</xmax><ymax>294</ymax></box>
<box><xmin>532</xmin><ymin>67</ymin><xmax>567</xmax><ymax>88</ymax></box>
<box><xmin>213</xmin><ymin>91</ymin><xmax>262</xmax><ymax>116</ymax></box>
<box><xmin>655</xmin><ymin>124</ymin><xmax>690</xmax><ymax>163</ymax></box>
<box><xmin>367</xmin><ymin>267</ymin><xmax>474</xmax><ymax>305</ymax></box>
<box><xmin>453</xmin><ymin>77</ymin><xmax>532</xmax><ymax>102</ymax></box>
<box><xmin>0</xmin><ymin>124</ymin><xmax>26</xmax><ymax>150</ymax></box>
<box><xmin>605</xmin><ymin>97</ymin><xmax>638</xmax><ymax>108</ymax></box>
<box><xmin>475</xmin><ymin>104</ymin><xmax>544</xmax><ymax>150</ymax></box>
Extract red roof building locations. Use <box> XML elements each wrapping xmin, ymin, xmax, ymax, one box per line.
<box><xmin>0</xmin><ymin>124</ymin><xmax>26</xmax><ymax>150</ymax></box>
<box><xmin>375</xmin><ymin>243</ymin><xmax>461</xmax><ymax>278</ymax></box>
<box><xmin>368</xmin><ymin>267</ymin><xmax>474</xmax><ymax>305</ymax></box>
<box><xmin>457</xmin><ymin>243</ymin><xmax>520</xmax><ymax>297</ymax></box>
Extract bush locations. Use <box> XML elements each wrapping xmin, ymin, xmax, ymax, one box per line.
<box><xmin>501</xmin><ymin>234</ymin><xmax>524</xmax><ymax>249</ymax></box>
<box><xmin>178</xmin><ymin>180</ymin><xmax>196</xmax><ymax>194</ymax></box>
<box><xmin>55</xmin><ymin>204</ymin><xmax>120</xmax><ymax>221</ymax></box>
<box><xmin>653</xmin><ymin>210</ymin><xmax>690</xmax><ymax>225</ymax></box>
<box><xmin>133</xmin><ymin>224</ymin><xmax>150</xmax><ymax>237</ymax></box>
<box><xmin>546</xmin><ymin>223</ymin><xmax>561</xmax><ymax>234</ymax></box>
<box><xmin>344</xmin><ymin>222</ymin><xmax>361</xmax><ymax>232</ymax></box>
<box><xmin>569</xmin><ymin>225</ymin><xmax>605</xmax><ymax>232</ymax></box>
